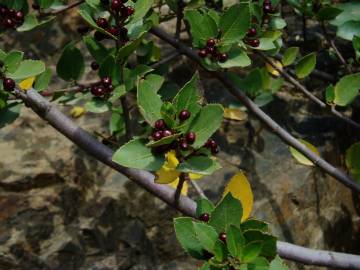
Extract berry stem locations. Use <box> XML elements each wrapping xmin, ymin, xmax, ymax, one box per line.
<box><xmin>174</xmin><ymin>172</ymin><xmax>188</xmax><ymax>206</ymax></box>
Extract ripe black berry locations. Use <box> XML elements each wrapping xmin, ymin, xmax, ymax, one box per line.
<box><xmin>101</xmin><ymin>76</ymin><xmax>112</xmax><ymax>87</ymax></box>
<box><xmin>154</xmin><ymin>119</ymin><xmax>166</xmax><ymax>130</ymax></box>
<box><xmin>91</xmin><ymin>85</ymin><xmax>105</xmax><ymax>96</ymax></box>
<box><xmin>179</xmin><ymin>109</ymin><xmax>190</xmax><ymax>121</ymax></box>
<box><xmin>218</xmin><ymin>53</ymin><xmax>228</xmax><ymax>63</ymax></box>
<box><xmin>91</xmin><ymin>61</ymin><xmax>99</xmax><ymax>70</ymax></box>
<box><xmin>207</xmin><ymin>39</ymin><xmax>216</xmax><ymax>47</ymax></box>
<box><xmin>251</xmin><ymin>39</ymin><xmax>260</xmax><ymax>47</ymax></box>
<box><xmin>180</xmin><ymin>140</ymin><xmax>189</xmax><ymax>151</ymax></box>
<box><xmin>96</xmin><ymin>17</ymin><xmax>108</xmax><ymax>29</ymax></box>
<box><xmin>0</xmin><ymin>6</ymin><xmax>6</xmax><ymax>16</ymax></box>
<box><xmin>206</xmin><ymin>46</ymin><xmax>215</xmax><ymax>55</ymax></box>
<box><xmin>111</xmin><ymin>0</ymin><xmax>123</xmax><ymax>12</ymax></box>
<box><xmin>211</xmin><ymin>146</ymin><xmax>219</xmax><ymax>155</ymax></box>
<box><xmin>108</xmin><ymin>26</ymin><xmax>119</xmax><ymax>36</ymax></box>
<box><xmin>199</xmin><ymin>213</ymin><xmax>210</xmax><ymax>222</ymax></box>
<box><xmin>186</xmin><ymin>132</ymin><xmax>196</xmax><ymax>144</ymax></box>
<box><xmin>163</xmin><ymin>130</ymin><xmax>173</xmax><ymax>137</ymax></box>
<box><xmin>218</xmin><ymin>232</ymin><xmax>226</xmax><ymax>243</ymax></box>
<box><xmin>3</xmin><ymin>78</ymin><xmax>15</xmax><ymax>91</ymax></box>
<box><xmin>247</xmin><ymin>28</ymin><xmax>257</xmax><ymax>37</ymax></box>
<box><xmin>3</xmin><ymin>18</ymin><xmax>15</xmax><ymax>28</ymax></box>
<box><xmin>152</xmin><ymin>130</ymin><xmax>163</xmax><ymax>141</ymax></box>
<box><xmin>205</xmin><ymin>139</ymin><xmax>216</xmax><ymax>148</ymax></box>
<box><xmin>106</xmin><ymin>84</ymin><xmax>114</xmax><ymax>93</ymax></box>
<box><xmin>198</xmin><ymin>49</ymin><xmax>207</xmax><ymax>58</ymax></box>
<box><xmin>14</xmin><ymin>11</ymin><xmax>24</xmax><ymax>22</ymax></box>
<box><xmin>263</xmin><ymin>3</ymin><xmax>272</xmax><ymax>13</ymax></box>
<box><xmin>126</xmin><ymin>6</ymin><xmax>135</xmax><ymax>16</ymax></box>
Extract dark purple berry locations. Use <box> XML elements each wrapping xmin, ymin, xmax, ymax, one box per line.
<box><xmin>119</xmin><ymin>27</ymin><xmax>128</xmax><ymax>39</ymax></box>
<box><xmin>207</xmin><ymin>39</ymin><xmax>216</xmax><ymax>47</ymax></box>
<box><xmin>106</xmin><ymin>84</ymin><xmax>114</xmax><ymax>93</ymax></box>
<box><xmin>126</xmin><ymin>6</ymin><xmax>135</xmax><ymax>16</ymax></box>
<box><xmin>206</xmin><ymin>46</ymin><xmax>215</xmax><ymax>55</ymax></box>
<box><xmin>251</xmin><ymin>39</ymin><xmax>260</xmax><ymax>47</ymax></box>
<box><xmin>199</xmin><ymin>213</ymin><xmax>210</xmax><ymax>222</ymax></box>
<box><xmin>0</xmin><ymin>6</ymin><xmax>7</xmax><ymax>16</ymax></box>
<box><xmin>91</xmin><ymin>85</ymin><xmax>105</xmax><ymax>96</ymax></box>
<box><xmin>7</xmin><ymin>9</ymin><xmax>16</xmax><ymax>17</ymax></box>
<box><xmin>219</xmin><ymin>232</ymin><xmax>226</xmax><ymax>243</ymax></box>
<box><xmin>179</xmin><ymin>109</ymin><xmax>190</xmax><ymax>121</ymax></box>
<box><xmin>180</xmin><ymin>140</ymin><xmax>189</xmax><ymax>151</ymax></box>
<box><xmin>101</xmin><ymin>76</ymin><xmax>112</xmax><ymax>87</ymax></box>
<box><xmin>218</xmin><ymin>53</ymin><xmax>228</xmax><ymax>63</ymax></box>
<box><xmin>3</xmin><ymin>18</ymin><xmax>15</xmax><ymax>28</ymax></box>
<box><xmin>152</xmin><ymin>130</ymin><xmax>163</xmax><ymax>141</ymax></box>
<box><xmin>263</xmin><ymin>3</ymin><xmax>272</xmax><ymax>13</ymax></box>
<box><xmin>247</xmin><ymin>28</ymin><xmax>257</xmax><ymax>37</ymax></box>
<box><xmin>14</xmin><ymin>11</ymin><xmax>24</xmax><ymax>22</ymax></box>
<box><xmin>111</xmin><ymin>0</ymin><xmax>123</xmax><ymax>11</ymax></box>
<box><xmin>186</xmin><ymin>132</ymin><xmax>196</xmax><ymax>144</ymax></box>
<box><xmin>205</xmin><ymin>139</ymin><xmax>216</xmax><ymax>148</ymax></box>
<box><xmin>96</xmin><ymin>17</ymin><xmax>108</xmax><ymax>29</ymax></box>
<box><xmin>154</xmin><ymin>119</ymin><xmax>166</xmax><ymax>130</ymax></box>
<box><xmin>198</xmin><ymin>49</ymin><xmax>207</xmax><ymax>58</ymax></box>
<box><xmin>162</xmin><ymin>130</ymin><xmax>173</xmax><ymax>137</ymax></box>
<box><xmin>211</xmin><ymin>146</ymin><xmax>219</xmax><ymax>155</ymax></box>
<box><xmin>3</xmin><ymin>78</ymin><xmax>15</xmax><ymax>91</ymax></box>
<box><xmin>108</xmin><ymin>26</ymin><xmax>119</xmax><ymax>36</ymax></box>
<box><xmin>91</xmin><ymin>61</ymin><xmax>99</xmax><ymax>70</ymax></box>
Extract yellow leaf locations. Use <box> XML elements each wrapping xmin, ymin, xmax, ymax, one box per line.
<box><xmin>19</xmin><ymin>76</ymin><xmax>35</xmax><ymax>90</ymax></box>
<box><xmin>289</xmin><ymin>139</ymin><xmax>320</xmax><ymax>166</ymax></box>
<box><xmin>224</xmin><ymin>108</ymin><xmax>247</xmax><ymax>121</ymax></box>
<box><xmin>189</xmin><ymin>173</ymin><xmax>203</xmax><ymax>180</ymax></box>
<box><xmin>265</xmin><ymin>60</ymin><xmax>283</xmax><ymax>77</ymax></box>
<box><xmin>223</xmin><ymin>171</ymin><xmax>253</xmax><ymax>222</ymax></box>
<box><xmin>168</xmin><ymin>178</ymin><xmax>188</xmax><ymax>196</ymax></box>
<box><xmin>155</xmin><ymin>150</ymin><xmax>180</xmax><ymax>184</ymax></box>
<box><xmin>70</xmin><ymin>106</ymin><xmax>86</xmax><ymax>118</ymax></box>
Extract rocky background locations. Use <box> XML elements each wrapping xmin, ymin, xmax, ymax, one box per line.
<box><xmin>0</xmin><ymin>6</ymin><xmax>360</xmax><ymax>270</ymax></box>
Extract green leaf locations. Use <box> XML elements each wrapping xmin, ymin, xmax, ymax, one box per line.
<box><xmin>137</xmin><ymin>75</ymin><xmax>163</xmax><ymax>125</ymax></box>
<box><xmin>295</xmin><ymin>53</ymin><xmax>316</xmax><ymax>78</ymax></box>
<box><xmin>174</xmin><ymin>217</ymin><xmax>204</xmax><ymax>259</ymax></box>
<box><xmin>177</xmin><ymin>156</ymin><xmax>221</xmax><ymax>175</ymax></box>
<box><xmin>241</xmin><ymin>241</ymin><xmax>263</xmax><ymax>263</ymax></box>
<box><xmin>112</xmin><ymin>138</ymin><xmax>165</xmax><ymax>171</ymax></box>
<box><xmin>330</xmin><ymin>2</ymin><xmax>360</xmax><ymax>27</ymax></box>
<box><xmin>39</xmin><ymin>0</ymin><xmax>55</xmax><ymax>9</ymax></box>
<box><xmin>17</xmin><ymin>14</ymin><xmax>54</xmax><ymax>32</ymax></box>
<box><xmin>187</xmin><ymin>104</ymin><xmax>224</xmax><ymax>148</ymax></box>
<box><xmin>219</xmin><ymin>3</ymin><xmax>250</xmax><ymax>45</ymax></box>
<box><xmin>34</xmin><ymin>68</ymin><xmax>52</xmax><ymax>92</ymax></box>
<box><xmin>109</xmin><ymin>111</ymin><xmax>125</xmax><ymax>135</ymax></box>
<box><xmin>193</xmin><ymin>222</ymin><xmax>219</xmax><ymax>252</ymax></box>
<box><xmin>213</xmin><ymin>240</ymin><xmax>227</xmax><ymax>262</ymax></box>
<box><xmin>57</xmin><ymin>43</ymin><xmax>84</xmax><ymax>81</ymax></box>
<box><xmin>146</xmin><ymin>133</ymin><xmax>180</xmax><ymax>147</ymax></box>
<box><xmin>185</xmin><ymin>10</ymin><xmax>218</xmax><ymax>47</ymax></box>
<box><xmin>334</xmin><ymin>73</ymin><xmax>360</xmax><ymax>106</ymax></box>
<box><xmin>83</xmin><ymin>36</ymin><xmax>109</xmax><ymax>64</ymax></box>
<box><xmin>218</xmin><ymin>48</ymin><xmax>251</xmax><ymax>68</ymax></box>
<box><xmin>325</xmin><ymin>84</ymin><xmax>335</xmax><ymax>104</ymax></box>
<box><xmin>7</xmin><ymin>60</ymin><xmax>45</xmax><ymax>80</ymax></box>
<box><xmin>240</xmin><ymin>257</ymin><xmax>269</xmax><ymax>270</ymax></box>
<box><xmin>109</xmin><ymin>85</ymin><xmax>126</xmax><ymax>102</ymax></box>
<box><xmin>269</xmin><ymin>256</ymin><xmax>290</xmax><ymax>270</ymax></box>
<box><xmin>209</xmin><ymin>193</ymin><xmax>243</xmax><ymax>233</ymax></box>
<box><xmin>244</xmin><ymin>230</ymin><xmax>277</xmax><ymax>257</ymax></box>
<box><xmin>85</xmin><ymin>97</ymin><xmax>111</xmax><ymax>113</ymax></box>
<box><xmin>226</xmin><ymin>225</ymin><xmax>245</xmax><ymax>257</ymax></box>
<box><xmin>4</xmin><ymin>51</ymin><xmax>23</xmax><ymax>73</ymax></box>
<box><xmin>117</xmin><ymin>32</ymin><xmax>147</xmax><ymax>60</ymax></box>
<box><xmin>99</xmin><ymin>55</ymin><xmax>121</xmax><ymax>85</ymax></box>
<box><xmin>337</xmin><ymin>20</ymin><xmax>360</xmax><ymax>41</ymax></box>
<box><xmin>269</xmin><ymin>18</ymin><xmax>287</xmax><ymax>30</ymax></box>
<box><xmin>282</xmin><ymin>47</ymin><xmax>299</xmax><ymax>66</ymax></box>
<box><xmin>131</xmin><ymin>0</ymin><xmax>154</xmax><ymax>23</ymax></box>
<box><xmin>0</xmin><ymin>102</ymin><xmax>21</xmax><ymax>129</ymax></box>
<box><xmin>353</xmin><ymin>35</ymin><xmax>360</xmax><ymax>61</ymax></box>
<box><xmin>317</xmin><ymin>6</ymin><xmax>342</xmax><ymax>21</ymax></box>
<box><xmin>124</xmin><ymin>65</ymin><xmax>153</xmax><ymax>91</ymax></box>
<box><xmin>241</xmin><ymin>219</ymin><xmax>269</xmax><ymax>233</ymax></box>
<box><xmin>196</xmin><ymin>198</ymin><xmax>215</xmax><ymax>218</ymax></box>
<box><xmin>346</xmin><ymin>142</ymin><xmax>360</xmax><ymax>183</ymax></box>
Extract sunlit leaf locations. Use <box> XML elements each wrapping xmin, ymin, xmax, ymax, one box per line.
<box><xmin>289</xmin><ymin>139</ymin><xmax>320</xmax><ymax>166</ymax></box>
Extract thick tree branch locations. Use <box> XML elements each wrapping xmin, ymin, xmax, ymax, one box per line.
<box><xmin>258</xmin><ymin>52</ymin><xmax>360</xmax><ymax>129</ymax></box>
<box><xmin>16</xmin><ymin>88</ymin><xmax>360</xmax><ymax>269</ymax></box>
<box><xmin>149</xmin><ymin>26</ymin><xmax>360</xmax><ymax>193</ymax></box>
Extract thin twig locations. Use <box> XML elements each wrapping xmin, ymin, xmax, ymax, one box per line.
<box><xmin>175</xmin><ymin>172</ymin><xmax>188</xmax><ymax>206</ymax></box>
<box><xmin>17</xmin><ymin>88</ymin><xmax>360</xmax><ymax>269</ymax></box>
<box><xmin>189</xmin><ymin>180</ymin><xmax>207</xmax><ymax>199</ymax></box>
<box><xmin>321</xmin><ymin>22</ymin><xmax>352</xmax><ymax>73</ymax></box>
<box><xmin>258</xmin><ymin>52</ymin><xmax>360</xmax><ymax>129</ymax></box>
<box><xmin>149</xmin><ymin>26</ymin><xmax>360</xmax><ymax>193</ymax></box>
<box><xmin>175</xmin><ymin>0</ymin><xmax>184</xmax><ymax>40</ymax></box>
<box><xmin>151</xmin><ymin>51</ymin><xmax>181</xmax><ymax>69</ymax></box>
<box><xmin>120</xmin><ymin>95</ymin><xmax>132</xmax><ymax>140</ymax></box>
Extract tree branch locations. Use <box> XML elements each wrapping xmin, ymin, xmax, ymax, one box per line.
<box><xmin>46</xmin><ymin>0</ymin><xmax>85</xmax><ymax>15</ymax></box>
<box><xmin>258</xmin><ymin>52</ymin><xmax>360</xmax><ymax>129</ymax></box>
<box><xmin>16</xmin><ymin>88</ymin><xmax>360</xmax><ymax>269</ymax></box>
<box><xmin>149</xmin><ymin>26</ymin><xmax>360</xmax><ymax>193</ymax></box>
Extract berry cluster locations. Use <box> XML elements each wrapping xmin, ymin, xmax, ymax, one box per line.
<box><xmin>0</xmin><ymin>5</ymin><xmax>24</xmax><ymax>29</ymax></box>
<box><xmin>244</xmin><ymin>27</ymin><xmax>260</xmax><ymax>47</ymax></box>
<box><xmin>2</xmin><ymin>77</ymin><xmax>16</xmax><ymax>92</ymax></box>
<box><xmin>198</xmin><ymin>39</ymin><xmax>228</xmax><ymax>63</ymax></box>
<box><xmin>90</xmin><ymin>76</ymin><xmax>114</xmax><ymax>97</ymax></box>
<box><xmin>94</xmin><ymin>17</ymin><xmax>129</xmax><ymax>42</ymax></box>
<box><xmin>199</xmin><ymin>212</ymin><xmax>227</xmax><ymax>254</ymax></box>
